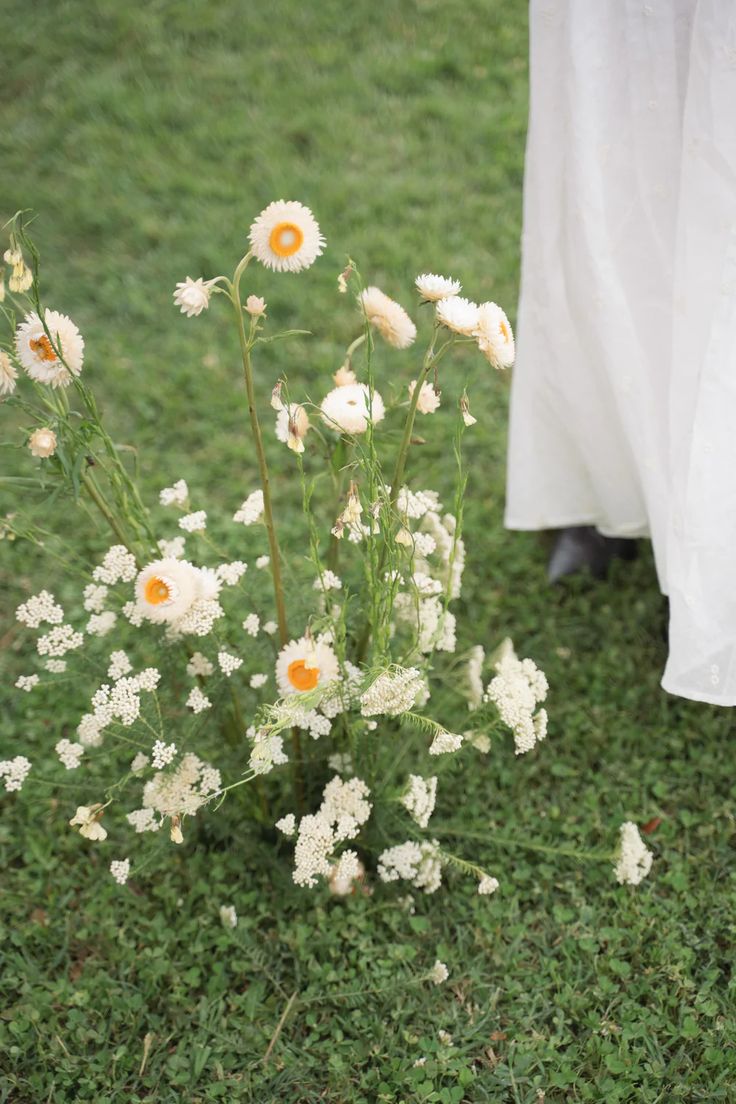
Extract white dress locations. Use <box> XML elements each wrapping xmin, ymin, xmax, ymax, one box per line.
<box><xmin>506</xmin><ymin>0</ymin><xmax>736</xmax><ymax>704</ymax></box>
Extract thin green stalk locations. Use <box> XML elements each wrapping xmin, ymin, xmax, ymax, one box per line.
<box><xmin>228</xmin><ymin>256</ymin><xmax>304</xmax><ymax>810</ymax></box>
<box><xmin>81</xmin><ymin>468</ymin><xmax>139</xmax><ymax>560</ymax></box>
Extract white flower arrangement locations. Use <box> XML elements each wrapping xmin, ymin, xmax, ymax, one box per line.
<box><xmin>0</xmin><ymin>206</ymin><xmax>652</xmax><ymax>900</ymax></box>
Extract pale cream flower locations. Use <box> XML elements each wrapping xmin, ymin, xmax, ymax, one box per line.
<box><xmin>245</xmin><ymin>295</ymin><xmax>266</xmax><ymax>316</ymax></box>
<box><xmin>614</xmin><ymin>822</ymin><xmax>653</xmax><ymax>886</ymax></box>
<box><xmin>0</xmin><ymin>351</ymin><xmax>17</xmax><ymax>396</ymax></box>
<box><xmin>15</xmin><ymin>310</ymin><xmax>84</xmax><ymax>387</ymax></box>
<box><xmin>173</xmin><ymin>277</ymin><xmax>216</xmax><ymax>318</ymax></box>
<box><xmin>69</xmin><ymin>804</ymin><xmax>108</xmax><ymax>841</ymax></box>
<box><xmin>436</xmin><ymin>295</ymin><xmax>480</xmax><ymax>336</ymax></box>
<box><xmin>276</xmin><ymin>635</ymin><xmax>339</xmax><ymax>696</ymax></box>
<box><xmin>474</xmin><ymin>301</ymin><xmax>515</xmax><ymax>369</ymax></box>
<box><xmin>275</xmin><ymin>402</ymin><xmax>310</xmax><ymax>454</ymax></box>
<box><xmin>409</xmin><ymin>379</ymin><xmax>440</xmax><ymax>414</ymax></box>
<box><xmin>359</xmin><ymin>286</ymin><xmax>416</xmax><ymax>349</ymax></box>
<box><xmin>415</xmin><ymin>273</ymin><xmax>461</xmax><ymax>302</ymax></box>
<box><xmin>333</xmin><ymin>365</ymin><xmax>356</xmax><ymax>387</ymax></box>
<box><xmin>320</xmin><ymin>382</ymin><xmax>385</xmax><ymax>435</ymax></box>
<box><xmin>28</xmin><ymin>427</ymin><xmax>57</xmax><ymax>458</ymax></box>
<box><xmin>248</xmin><ymin>200</ymin><xmax>325</xmax><ymax>273</ymax></box>
<box><xmin>134</xmin><ymin>558</ymin><xmax>201</xmax><ymax>624</ymax></box>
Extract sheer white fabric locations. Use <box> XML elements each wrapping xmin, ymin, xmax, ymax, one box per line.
<box><xmin>506</xmin><ymin>0</ymin><xmax>736</xmax><ymax>704</ymax></box>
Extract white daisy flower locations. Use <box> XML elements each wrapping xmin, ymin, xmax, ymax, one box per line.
<box><xmin>173</xmin><ymin>277</ymin><xmax>216</xmax><ymax>318</ymax></box>
<box><xmin>473</xmin><ymin>301</ymin><xmax>515</xmax><ymax>369</ymax></box>
<box><xmin>248</xmin><ymin>200</ymin><xmax>325</xmax><ymax>273</ymax></box>
<box><xmin>134</xmin><ymin>558</ymin><xmax>201</xmax><ymax>624</ymax></box>
<box><xmin>408</xmin><ymin>379</ymin><xmax>440</xmax><ymax>415</ymax></box>
<box><xmin>415</xmin><ymin>273</ymin><xmax>461</xmax><ymax>302</ymax></box>
<box><xmin>15</xmin><ymin>310</ymin><xmax>84</xmax><ymax>387</ymax></box>
<box><xmin>0</xmin><ymin>351</ymin><xmax>17</xmax><ymax>396</ymax></box>
<box><xmin>359</xmin><ymin>286</ymin><xmax>416</xmax><ymax>349</ymax></box>
<box><xmin>28</xmin><ymin>427</ymin><xmax>57</xmax><ymax>458</ymax></box>
<box><xmin>320</xmin><ymin>382</ymin><xmax>386</xmax><ymax>436</ymax></box>
<box><xmin>275</xmin><ymin>635</ymin><xmax>339</xmax><ymax>696</ymax></box>
<box><xmin>275</xmin><ymin>402</ymin><xmax>310</xmax><ymax>454</ymax></box>
<box><xmin>436</xmin><ymin>295</ymin><xmax>480</xmax><ymax>336</ymax></box>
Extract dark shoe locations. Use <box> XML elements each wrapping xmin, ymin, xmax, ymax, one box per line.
<box><xmin>547</xmin><ymin>526</ymin><xmax>638</xmax><ymax>583</ymax></box>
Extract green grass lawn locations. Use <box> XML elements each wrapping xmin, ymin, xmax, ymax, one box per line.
<box><xmin>2</xmin><ymin>1</ymin><xmax>736</xmax><ymax>1101</ymax></box>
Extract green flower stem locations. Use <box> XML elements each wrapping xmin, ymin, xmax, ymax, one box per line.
<box><xmin>80</xmin><ymin>467</ymin><xmax>139</xmax><ymax>560</ymax></box>
<box><xmin>440</xmin><ymin>827</ymin><xmax>610</xmax><ymax>863</ymax></box>
<box><xmin>229</xmin><ymin>255</ymin><xmax>304</xmax><ymax>810</ymax></box>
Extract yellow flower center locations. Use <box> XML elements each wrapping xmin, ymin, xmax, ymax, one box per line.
<box><xmin>500</xmin><ymin>319</ymin><xmax>511</xmax><ymax>343</ymax></box>
<box><xmin>287</xmin><ymin>658</ymin><xmax>320</xmax><ymax>692</ymax></box>
<box><xmin>29</xmin><ymin>334</ymin><xmax>58</xmax><ymax>362</ymax></box>
<box><xmin>269</xmin><ymin>221</ymin><xmax>304</xmax><ymax>258</ymax></box>
<box><xmin>144</xmin><ymin>575</ymin><xmax>173</xmax><ymax>606</ymax></box>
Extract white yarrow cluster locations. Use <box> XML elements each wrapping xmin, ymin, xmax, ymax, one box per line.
<box><xmin>16</xmin><ymin>590</ymin><xmax>64</xmax><ymax>628</ymax></box>
<box><xmin>401</xmin><ymin>774</ymin><xmax>438</xmax><ymax>828</ymax></box>
<box><xmin>110</xmin><ymin>859</ymin><xmax>131</xmax><ymax>885</ymax></box>
<box><xmin>614</xmin><ymin>822</ymin><xmax>654</xmax><ymax>886</ymax></box>
<box><xmin>292</xmin><ymin>776</ymin><xmax>372</xmax><ymax>888</ymax></box>
<box><xmin>179</xmin><ymin>510</ymin><xmax>207</xmax><ymax>533</ymax></box>
<box><xmin>485</xmin><ymin>647</ymin><xmax>548</xmax><ymax>754</ymax></box>
<box><xmin>15</xmin><ymin>674</ymin><xmax>39</xmax><ymax>692</ymax></box>
<box><xmin>186</xmin><ymin>687</ymin><xmax>211</xmax><ymax>713</ymax></box>
<box><xmin>93</xmin><ymin>545</ymin><xmax>137</xmax><ymax>585</ymax></box>
<box><xmin>233</xmin><ymin>490</ymin><xmax>264</xmax><ymax>525</ymax></box>
<box><xmin>55</xmin><ymin>739</ymin><xmax>84</xmax><ymax>770</ymax></box>
<box><xmin>0</xmin><ymin>756</ymin><xmax>32</xmax><ymax>792</ymax></box>
<box><xmin>377</xmin><ymin>839</ymin><xmax>443</xmax><ymax>894</ymax></box>
<box><xmin>360</xmin><ymin>666</ymin><xmax>424</xmax><ymax>717</ymax></box>
<box><xmin>159</xmin><ymin>479</ymin><xmax>189</xmax><ymax>507</ymax></box>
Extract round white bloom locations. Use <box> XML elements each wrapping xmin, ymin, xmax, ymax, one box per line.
<box><xmin>16</xmin><ymin>590</ymin><xmax>64</xmax><ymax>628</ymax></box>
<box><xmin>233</xmin><ymin>490</ymin><xmax>264</xmax><ymax>526</ymax></box>
<box><xmin>248</xmin><ymin>200</ymin><xmax>325</xmax><ymax>273</ymax></box>
<box><xmin>86</xmin><ymin>610</ymin><xmax>117</xmax><ymax>636</ymax></box>
<box><xmin>93</xmin><ymin>545</ymin><xmax>137</xmax><ymax>585</ymax></box>
<box><xmin>408</xmin><ymin>379</ymin><xmax>441</xmax><ymax>415</ymax></box>
<box><xmin>110</xmin><ymin>859</ymin><xmax>131</xmax><ymax>885</ymax></box>
<box><xmin>186</xmin><ymin>652</ymin><xmax>213</xmax><ymax>677</ymax></box>
<box><xmin>275</xmin><ymin>813</ymin><xmax>296</xmax><ymax>836</ymax></box>
<box><xmin>275</xmin><ymin>402</ymin><xmax>310</xmax><ymax>453</ymax></box>
<box><xmin>329</xmin><ymin>852</ymin><xmax>364</xmax><ymax>896</ymax></box>
<box><xmin>159</xmin><ymin>479</ymin><xmax>189</xmax><ymax>507</ymax></box>
<box><xmin>473</xmin><ymin>301</ymin><xmax>515</xmax><ymax>369</ymax></box>
<box><xmin>250</xmin><ymin>673</ymin><xmax>268</xmax><ymax>689</ymax></box>
<box><xmin>186</xmin><ymin>686</ymin><xmax>211</xmax><ymax>713</ymax></box>
<box><xmin>320</xmin><ymin>382</ymin><xmax>386</xmax><ymax>436</ymax></box>
<box><xmin>401</xmin><ymin>774</ymin><xmax>438</xmax><ymax>829</ymax></box>
<box><xmin>0</xmin><ymin>756</ymin><xmax>32</xmax><ymax>792</ymax></box>
<box><xmin>614</xmin><ymin>821</ymin><xmax>654</xmax><ymax>886</ymax></box>
<box><xmin>415</xmin><ymin>273</ymin><xmax>462</xmax><ymax>301</ymax></box>
<box><xmin>15</xmin><ymin>310</ymin><xmax>84</xmax><ymax>387</ymax></box>
<box><xmin>179</xmin><ymin>510</ymin><xmax>207</xmax><ymax>533</ymax></box>
<box><xmin>429</xmin><ymin>728</ymin><xmax>463</xmax><ymax>755</ymax></box>
<box><xmin>436</xmin><ymin>295</ymin><xmax>480</xmax><ymax>336</ymax></box>
<box><xmin>15</xmin><ymin>674</ymin><xmax>39</xmax><ymax>692</ymax></box>
<box><xmin>173</xmin><ymin>277</ymin><xmax>215</xmax><ymax>318</ymax></box>
<box><xmin>276</xmin><ymin>636</ymin><xmax>339</xmax><ymax>696</ymax></box>
<box><xmin>429</xmin><ymin>960</ymin><xmax>449</xmax><ymax>985</ymax></box>
<box><xmin>28</xmin><ymin>427</ymin><xmax>57</xmax><ymax>458</ymax></box>
<box><xmin>478</xmin><ymin>875</ymin><xmax>499</xmax><ymax>895</ymax></box>
<box><xmin>0</xmin><ymin>351</ymin><xmax>18</xmax><ymax>396</ymax></box>
<box><xmin>218</xmin><ymin>651</ymin><xmax>242</xmax><ymax>677</ymax></box>
<box><xmin>56</xmin><ymin>738</ymin><xmax>84</xmax><ymax>770</ymax></box>
<box><xmin>134</xmin><ymin>558</ymin><xmax>201</xmax><ymax>624</ymax></box>
<box><xmin>256</xmin><ymin>555</ymin><xmax>270</xmax><ymax>569</ymax></box>
<box><xmin>359</xmin><ymin>286</ymin><xmax>416</xmax><ymax>349</ymax></box>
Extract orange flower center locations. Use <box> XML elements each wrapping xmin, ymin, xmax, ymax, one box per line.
<box><xmin>29</xmin><ymin>334</ymin><xmax>58</xmax><ymax>362</ymax></box>
<box><xmin>144</xmin><ymin>575</ymin><xmax>173</xmax><ymax>606</ymax></box>
<box><xmin>269</xmin><ymin>221</ymin><xmax>304</xmax><ymax>258</ymax></box>
<box><xmin>287</xmin><ymin>658</ymin><xmax>320</xmax><ymax>692</ymax></box>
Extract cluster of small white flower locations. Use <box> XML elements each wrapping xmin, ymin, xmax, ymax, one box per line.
<box><xmin>179</xmin><ymin>510</ymin><xmax>207</xmax><ymax>533</ymax></box>
<box><xmin>233</xmin><ymin>490</ymin><xmax>264</xmax><ymax>526</ymax></box>
<box><xmin>37</xmin><ymin>624</ymin><xmax>84</xmax><ymax>658</ymax></box>
<box><xmin>291</xmin><ymin>776</ymin><xmax>372</xmax><ymax>888</ymax></box>
<box><xmin>401</xmin><ymin>774</ymin><xmax>438</xmax><ymax>828</ymax></box>
<box><xmin>159</xmin><ymin>479</ymin><xmax>189</xmax><ymax>507</ymax></box>
<box><xmin>0</xmin><ymin>756</ymin><xmax>32</xmax><ymax>792</ymax></box>
<box><xmin>55</xmin><ymin>738</ymin><xmax>84</xmax><ymax>770</ymax></box>
<box><xmin>110</xmin><ymin>858</ymin><xmax>131</xmax><ymax>885</ymax></box>
<box><xmin>247</xmin><ymin>726</ymin><xmax>288</xmax><ymax>775</ymax></box>
<box><xmin>377</xmin><ymin>839</ymin><xmax>443</xmax><ymax>894</ymax></box>
<box><xmin>15</xmin><ymin>674</ymin><xmax>39</xmax><ymax>692</ymax></box>
<box><xmin>93</xmin><ymin>545</ymin><xmax>137</xmax><ymax>585</ymax></box>
<box><xmin>485</xmin><ymin>644</ymin><xmax>548</xmax><ymax>754</ymax></box>
<box><xmin>16</xmin><ymin>590</ymin><xmax>64</xmax><ymax>628</ymax></box>
<box><xmin>614</xmin><ymin>822</ymin><xmax>653</xmax><ymax>886</ymax></box>
<box><xmin>360</xmin><ymin>666</ymin><xmax>424</xmax><ymax>717</ymax></box>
